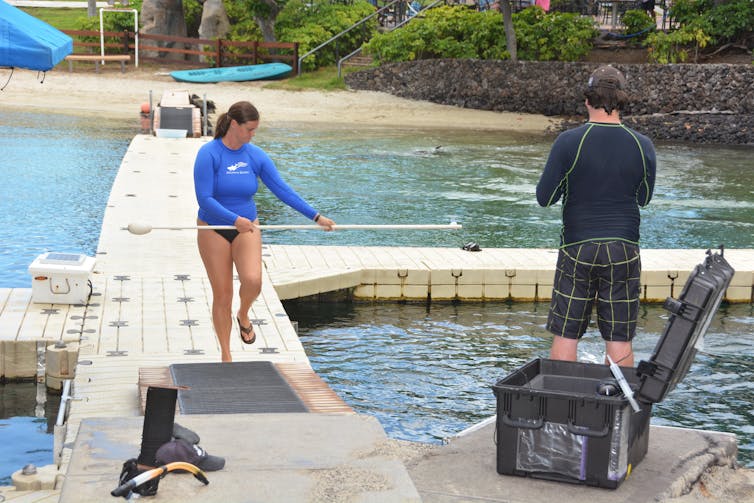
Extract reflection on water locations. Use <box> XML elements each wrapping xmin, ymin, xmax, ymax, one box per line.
<box><xmin>0</xmin><ymin>383</ymin><xmax>59</xmax><ymax>485</ymax></box>
<box><xmin>286</xmin><ymin>300</ymin><xmax>754</xmax><ymax>467</ymax></box>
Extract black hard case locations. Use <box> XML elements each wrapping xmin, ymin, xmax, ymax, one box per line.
<box><xmin>635</xmin><ymin>250</ymin><xmax>734</xmax><ymax>403</ymax></box>
<box><xmin>491</xmin><ymin>248</ymin><xmax>735</xmax><ymax>489</ymax></box>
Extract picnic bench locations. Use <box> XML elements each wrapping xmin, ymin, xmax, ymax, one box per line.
<box><xmin>64</xmin><ymin>54</ymin><xmax>131</xmax><ymax>73</ymax></box>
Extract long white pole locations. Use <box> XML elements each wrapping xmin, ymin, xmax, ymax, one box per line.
<box><xmin>124</xmin><ymin>223</ymin><xmax>461</xmax><ymax>235</ymax></box>
<box><xmin>184</xmin><ymin>224</ymin><xmax>459</xmax><ymax>230</ymax></box>
<box><xmin>99</xmin><ymin>8</ymin><xmax>104</xmax><ymax>63</ymax></box>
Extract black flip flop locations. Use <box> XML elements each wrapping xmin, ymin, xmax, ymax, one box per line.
<box><xmin>236</xmin><ymin>317</ymin><xmax>256</xmax><ymax>345</ymax></box>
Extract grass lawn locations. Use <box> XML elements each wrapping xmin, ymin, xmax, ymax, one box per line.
<box><xmin>266</xmin><ymin>66</ymin><xmax>366</xmax><ymax>91</ymax></box>
<box><xmin>20</xmin><ymin>7</ymin><xmax>89</xmax><ymax>31</ymax></box>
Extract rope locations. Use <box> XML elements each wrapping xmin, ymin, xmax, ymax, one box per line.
<box><xmin>1</xmin><ymin>67</ymin><xmax>14</xmax><ymax>91</ymax></box>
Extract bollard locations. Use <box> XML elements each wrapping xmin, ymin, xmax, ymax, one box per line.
<box><xmin>45</xmin><ymin>341</ymin><xmax>79</xmax><ymax>392</ymax></box>
<box><xmin>140</xmin><ymin>102</ymin><xmax>151</xmax><ymax>133</ymax></box>
<box><xmin>11</xmin><ymin>464</ymin><xmax>58</xmax><ymax>490</ymax></box>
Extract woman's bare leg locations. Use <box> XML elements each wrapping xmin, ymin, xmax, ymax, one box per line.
<box><xmin>198</xmin><ymin>227</ymin><xmax>235</xmax><ymax>362</ymax></box>
<box><xmin>232</xmin><ymin>227</ymin><xmax>263</xmax><ymax>337</ymax></box>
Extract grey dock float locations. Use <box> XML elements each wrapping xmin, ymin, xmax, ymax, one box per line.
<box><xmin>0</xmin><ymin>134</ymin><xmax>751</xmax><ymax>501</ymax></box>
<box><xmin>265</xmin><ymin>245</ymin><xmax>754</xmax><ymax>303</ymax></box>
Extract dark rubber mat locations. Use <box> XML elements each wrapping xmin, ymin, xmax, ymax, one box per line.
<box><xmin>169</xmin><ymin>361</ymin><xmax>308</xmax><ymax>414</ymax></box>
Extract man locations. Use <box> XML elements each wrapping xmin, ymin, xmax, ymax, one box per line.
<box><xmin>536</xmin><ymin>65</ymin><xmax>656</xmax><ymax>367</ymax></box>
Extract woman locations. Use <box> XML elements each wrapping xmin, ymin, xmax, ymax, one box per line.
<box><xmin>194</xmin><ymin>101</ymin><xmax>335</xmax><ymax>362</ymax></box>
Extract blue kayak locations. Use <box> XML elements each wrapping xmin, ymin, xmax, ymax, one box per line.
<box><xmin>170</xmin><ymin>63</ymin><xmax>293</xmax><ymax>83</ymax></box>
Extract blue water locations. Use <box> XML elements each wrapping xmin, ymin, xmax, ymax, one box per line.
<box><xmin>0</xmin><ymin>110</ymin><xmax>133</xmax><ymax>287</ymax></box>
<box><xmin>0</xmin><ymin>111</ymin><xmax>752</xmax><ymax>482</ymax></box>
<box><xmin>0</xmin><ymin>382</ymin><xmax>58</xmax><ymax>485</ymax></box>
<box><xmin>0</xmin><ymin>115</ymin><xmax>752</xmax><ymax>287</ymax></box>
<box><xmin>0</xmin><ymin>417</ymin><xmax>55</xmax><ymax>477</ymax></box>
<box><xmin>255</xmin><ymin>129</ymin><xmax>754</xmax><ymax>250</ymax></box>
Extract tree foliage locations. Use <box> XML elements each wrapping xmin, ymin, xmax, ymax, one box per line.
<box><xmin>363</xmin><ymin>5</ymin><xmax>597</xmax><ymax>63</ymax></box>
<box><xmin>644</xmin><ymin>0</ymin><xmax>753</xmax><ymax>62</ymax></box>
<box><xmin>77</xmin><ymin>0</ymin><xmax>143</xmax><ymax>33</ymax></box>
<box><xmin>513</xmin><ymin>6</ymin><xmax>598</xmax><ymax>61</ymax></box>
<box><xmin>645</xmin><ymin>24</ymin><xmax>712</xmax><ymax>62</ymax></box>
<box><xmin>276</xmin><ymin>0</ymin><xmax>377</xmax><ymax>69</ymax></box>
<box><xmin>214</xmin><ymin>0</ymin><xmax>376</xmax><ymax>68</ymax></box>
<box><xmin>620</xmin><ymin>9</ymin><xmax>657</xmax><ymax>43</ymax></box>
<box><xmin>364</xmin><ymin>6</ymin><xmax>506</xmax><ymax>61</ymax></box>
<box><xmin>669</xmin><ymin>0</ymin><xmax>754</xmax><ymax>44</ymax></box>
<box><xmin>183</xmin><ymin>0</ymin><xmax>204</xmax><ymax>37</ymax></box>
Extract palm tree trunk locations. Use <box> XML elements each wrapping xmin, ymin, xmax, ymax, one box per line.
<box><xmin>256</xmin><ymin>0</ymin><xmax>282</xmax><ymax>42</ymax></box>
<box><xmin>499</xmin><ymin>0</ymin><xmax>517</xmax><ymax>61</ymax></box>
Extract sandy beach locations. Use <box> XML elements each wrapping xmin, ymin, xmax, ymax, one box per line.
<box><xmin>0</xmin><ymin>66</ymin><xmax>557</xmax><ymax>132</ymax></box>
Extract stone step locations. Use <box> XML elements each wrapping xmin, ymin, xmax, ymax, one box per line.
<box><xmin>343</xmin><ymin>55</ymin><xmax>374</xmax><ymax>67</ymax></box>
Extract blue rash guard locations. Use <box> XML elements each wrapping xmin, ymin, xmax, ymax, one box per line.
<box><xmin>536</xmin><ymin>122</ymin><xmax>656</xmax><ymax>247</ymax></box>
<box><xmin>194</xmin><ymin>138</ymin><xmax>318</xmax><ymax>226</ymax></box>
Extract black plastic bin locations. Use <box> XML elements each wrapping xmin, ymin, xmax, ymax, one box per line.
<box><xmin>491</xmin><ymin>248</ymin><xmax>734</xmax><ymax>489</ymax></box>
<box><xmin>493</xmin><ymin>358</ymin><xmax>651</xmax><ymax>488</ymax></box>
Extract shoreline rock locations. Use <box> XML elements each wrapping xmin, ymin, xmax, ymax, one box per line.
<box><xmin>345</xmin><ymin>60</ymin><xmax>754</xmax><ymax>145</ymax></box>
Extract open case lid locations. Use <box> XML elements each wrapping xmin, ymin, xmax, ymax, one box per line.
<box><xmin>635</xmin><ymin>248</ymin><xmax>735</xmax><ymax>404</ymax></box>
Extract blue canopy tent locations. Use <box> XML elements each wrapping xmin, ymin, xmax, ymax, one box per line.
<box><xmin>0</xmin><ymin>0</ymin><xmax>73</xmax><ymax>71</ymax></box>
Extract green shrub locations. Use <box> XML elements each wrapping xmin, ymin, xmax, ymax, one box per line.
<box><xmin>77</xmin><ymin>0</ymin><xmax>142</xmax><ymax>34</ymax></box>
<box><xmin>364</xmin><ymin>5</ymin><xmax>597</xmax><ymax>63</ymax></box>
<box><xmin>642</xmin><ymin>0</ymin><xmax>750</xmax><ymax>62</ymax></box>
<box><xmin>703</xmin><ymin>0</ymin><xmax>754</xmax><ymax>45</ymax></box>
<box><xmin>645</xmin><ymin>24</ymin><xmax>711</xmax><ymax>62</ymax></box>
<box><xmin>513</xmin><ymin>6</ymin><xmax>598</xmax><ymax>61</ymax></box>
<box><xmin>276</xmin><ymin>0</ymin><xmax>378</xmax><ymax>70</ymax></box>
<box><xmin>667</xmin><ymin>0</ymin><xmax>710</xmax><ymax>25</ymax></box>
<box><xmin>621</xmin><ymin>9</ymin><xmax>656</xmax><ymax>43</ymax></box>
<box><xmin>76</xmin><ymin>0</ymin><xmax>143</xmax><ymax>52</ymax></box>
<box><xmin>364</xmin><ymin>6</ymin><xmax>505</xmax><ymax>62</ymax></box>
<box><xmin>663</xmin><ymin>0</ymin><xmax>753</xmax><ymax>46</ymax></box>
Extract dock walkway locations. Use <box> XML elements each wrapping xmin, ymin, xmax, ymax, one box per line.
<box><xmin>0</xmin><ymin>134</ymin><xmax>752</xmax><ymax>501</ymax></box>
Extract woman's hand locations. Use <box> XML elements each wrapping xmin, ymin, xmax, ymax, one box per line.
<box><xmin>316</xmin><ymin>215</ymin><xmax>335</xmax><ymax>231</ymax></box>
<box><xmin>234</xmin><ymin>216</ymin><xmax>256</xmax><ymax>233</ymax></box>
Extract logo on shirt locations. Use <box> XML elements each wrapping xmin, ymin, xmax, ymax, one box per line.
<box><xmin>226</xmin><ymin>161</ymin><xmax>249</xmax><ymax>175</ymax></box>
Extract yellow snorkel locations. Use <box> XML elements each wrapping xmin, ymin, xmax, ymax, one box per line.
<box><xmin>110</xmin><ymin>461</ymin><xmax>209</xmax><ymax>498</ymax></box>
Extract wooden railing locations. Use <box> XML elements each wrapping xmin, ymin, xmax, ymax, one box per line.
<box><xmin>62</xmin><ymin>30</ymin><xmax>299</xmax><ymax>74</ymax></box>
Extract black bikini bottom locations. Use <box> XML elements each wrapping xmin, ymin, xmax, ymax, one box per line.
<box><xmin>214</xmin><ymin>228</ymin><xmax>239</xmax><ymax>243</ymax></box>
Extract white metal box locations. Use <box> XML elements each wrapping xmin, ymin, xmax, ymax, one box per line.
<box><xmin>28</xmin><ymin>252</ymin><xmax>96</xmax><ymax>305</ymax></box>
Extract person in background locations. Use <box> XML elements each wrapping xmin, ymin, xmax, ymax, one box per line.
<box><xmin>536</xmin><ymin>65</ymin><xmax>656</xmax><ymax>368</ymax></box>
<box><xmin>641</xmin><ymin>0</ymin><xmax>657</xmax><ymax>23</ymax></box>
<box><xmin>535</xmin><ymin>0</ymin><xmax>550</xmax><ymax>12</ymax></box>
<box><xmin>194</xmin><ymin>100</ymin><xmax>335</xmax><ymax>362</ymax></box>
